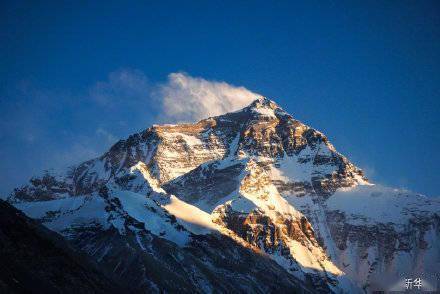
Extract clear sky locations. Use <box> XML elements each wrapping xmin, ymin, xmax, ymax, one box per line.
<box><xmin>1</xmin><ymin>1</ymin><xmax>439</xmax><ymax>196</ymax></box>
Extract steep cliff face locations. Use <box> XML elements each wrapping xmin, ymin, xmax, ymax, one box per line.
<box><xmin>8</xmin><ymin>97</ymin><xmax>439</xmax><ymax>293</ymax></box>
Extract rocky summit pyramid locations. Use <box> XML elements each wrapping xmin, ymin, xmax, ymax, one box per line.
<box><xmin>8</xmin><ymin>97</ymin><xmax>440</xmax><ymax>293</ymax></box>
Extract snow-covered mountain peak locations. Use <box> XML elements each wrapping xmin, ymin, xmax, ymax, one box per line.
<box><xmin>7</xmin><ymin>97</ymin><xmax>439</xmax><ymax>293</ymax></box>
<box><xmin>225</xmin><ymin>96</ymin><xmax>289</xmax><ymax>122</ymax></box>
<box><xmin>248</xmin><ymin>96</ymin><xmax>278</xmax><ymax>110</ymax></box>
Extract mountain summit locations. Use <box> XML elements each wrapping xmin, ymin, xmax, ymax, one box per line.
<box><xmin>8</xmin><ymin>98</ymin><xmax>439</xmax><ymax>293</ymax></box>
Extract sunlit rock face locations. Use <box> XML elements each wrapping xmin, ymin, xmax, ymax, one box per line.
<box><xmin>8</xmin><ymin>97</ymin><xmax>439</xmax><ymax>293</ymax></box>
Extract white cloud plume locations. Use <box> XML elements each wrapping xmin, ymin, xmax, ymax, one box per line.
<box><xmin>90</xmin><ymin>69</ymin><xmax>150</xmax><ymax>107</ymax></box>
<box><xmin>88</xmin><ymin>70</ymin><xmax>261</xmax><ymax>123</ymax></box>
<box><xmin>158</xmin><ymin>72</ymin><xmax>262</xmax><ymax>122</ymax></box>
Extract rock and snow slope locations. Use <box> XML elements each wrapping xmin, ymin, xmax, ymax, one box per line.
<box><xmin>8</xmin><ymin>97</ymin><xmax>439</xmax><ymax>293</ymax></box>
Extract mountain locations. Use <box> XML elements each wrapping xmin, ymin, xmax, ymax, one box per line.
<box><xmin>0</xmin><ymin>199</ymin><xmax>124</xmax><ymax>293</ymax></box>
<box><xmin>7</xmin><ymin>97</ymin><xmax>440</xmax><ymax>293</ymax></box>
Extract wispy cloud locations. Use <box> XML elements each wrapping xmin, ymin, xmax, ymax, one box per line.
<box><xmin>51</xmin><ymin>141</ymin><xmax>101</xmax><ymax>169</ymax></box>
<box><xmin>157</xmin><ymin>72</ymin><xmax>262</xmax><ymax>122</ymax></box>
<box><xmin>90</xmin><ymin>69</ymin><xmax>151</xmax><ymax>108</ymax></box>
<box><xmin>96</xmin><ymin>127</ymin><xmax>118</xmax><ymax>144</ymax></box>
<box><xmin>89</xmin><ymin>70</ymin><xmax>261</xmax><ymax>123</ymax></box>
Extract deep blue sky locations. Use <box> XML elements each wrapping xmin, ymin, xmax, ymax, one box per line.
<box><xmin>1</xmin><ymin>1</ymin><xmax>439</xmax><ymax>196</ymax></box>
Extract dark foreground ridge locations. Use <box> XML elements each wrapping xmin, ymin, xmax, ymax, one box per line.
<box><xmin>0</xmin><ymin>199</ymin><xmax>123</xmax><ymax>294</ymax></box>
